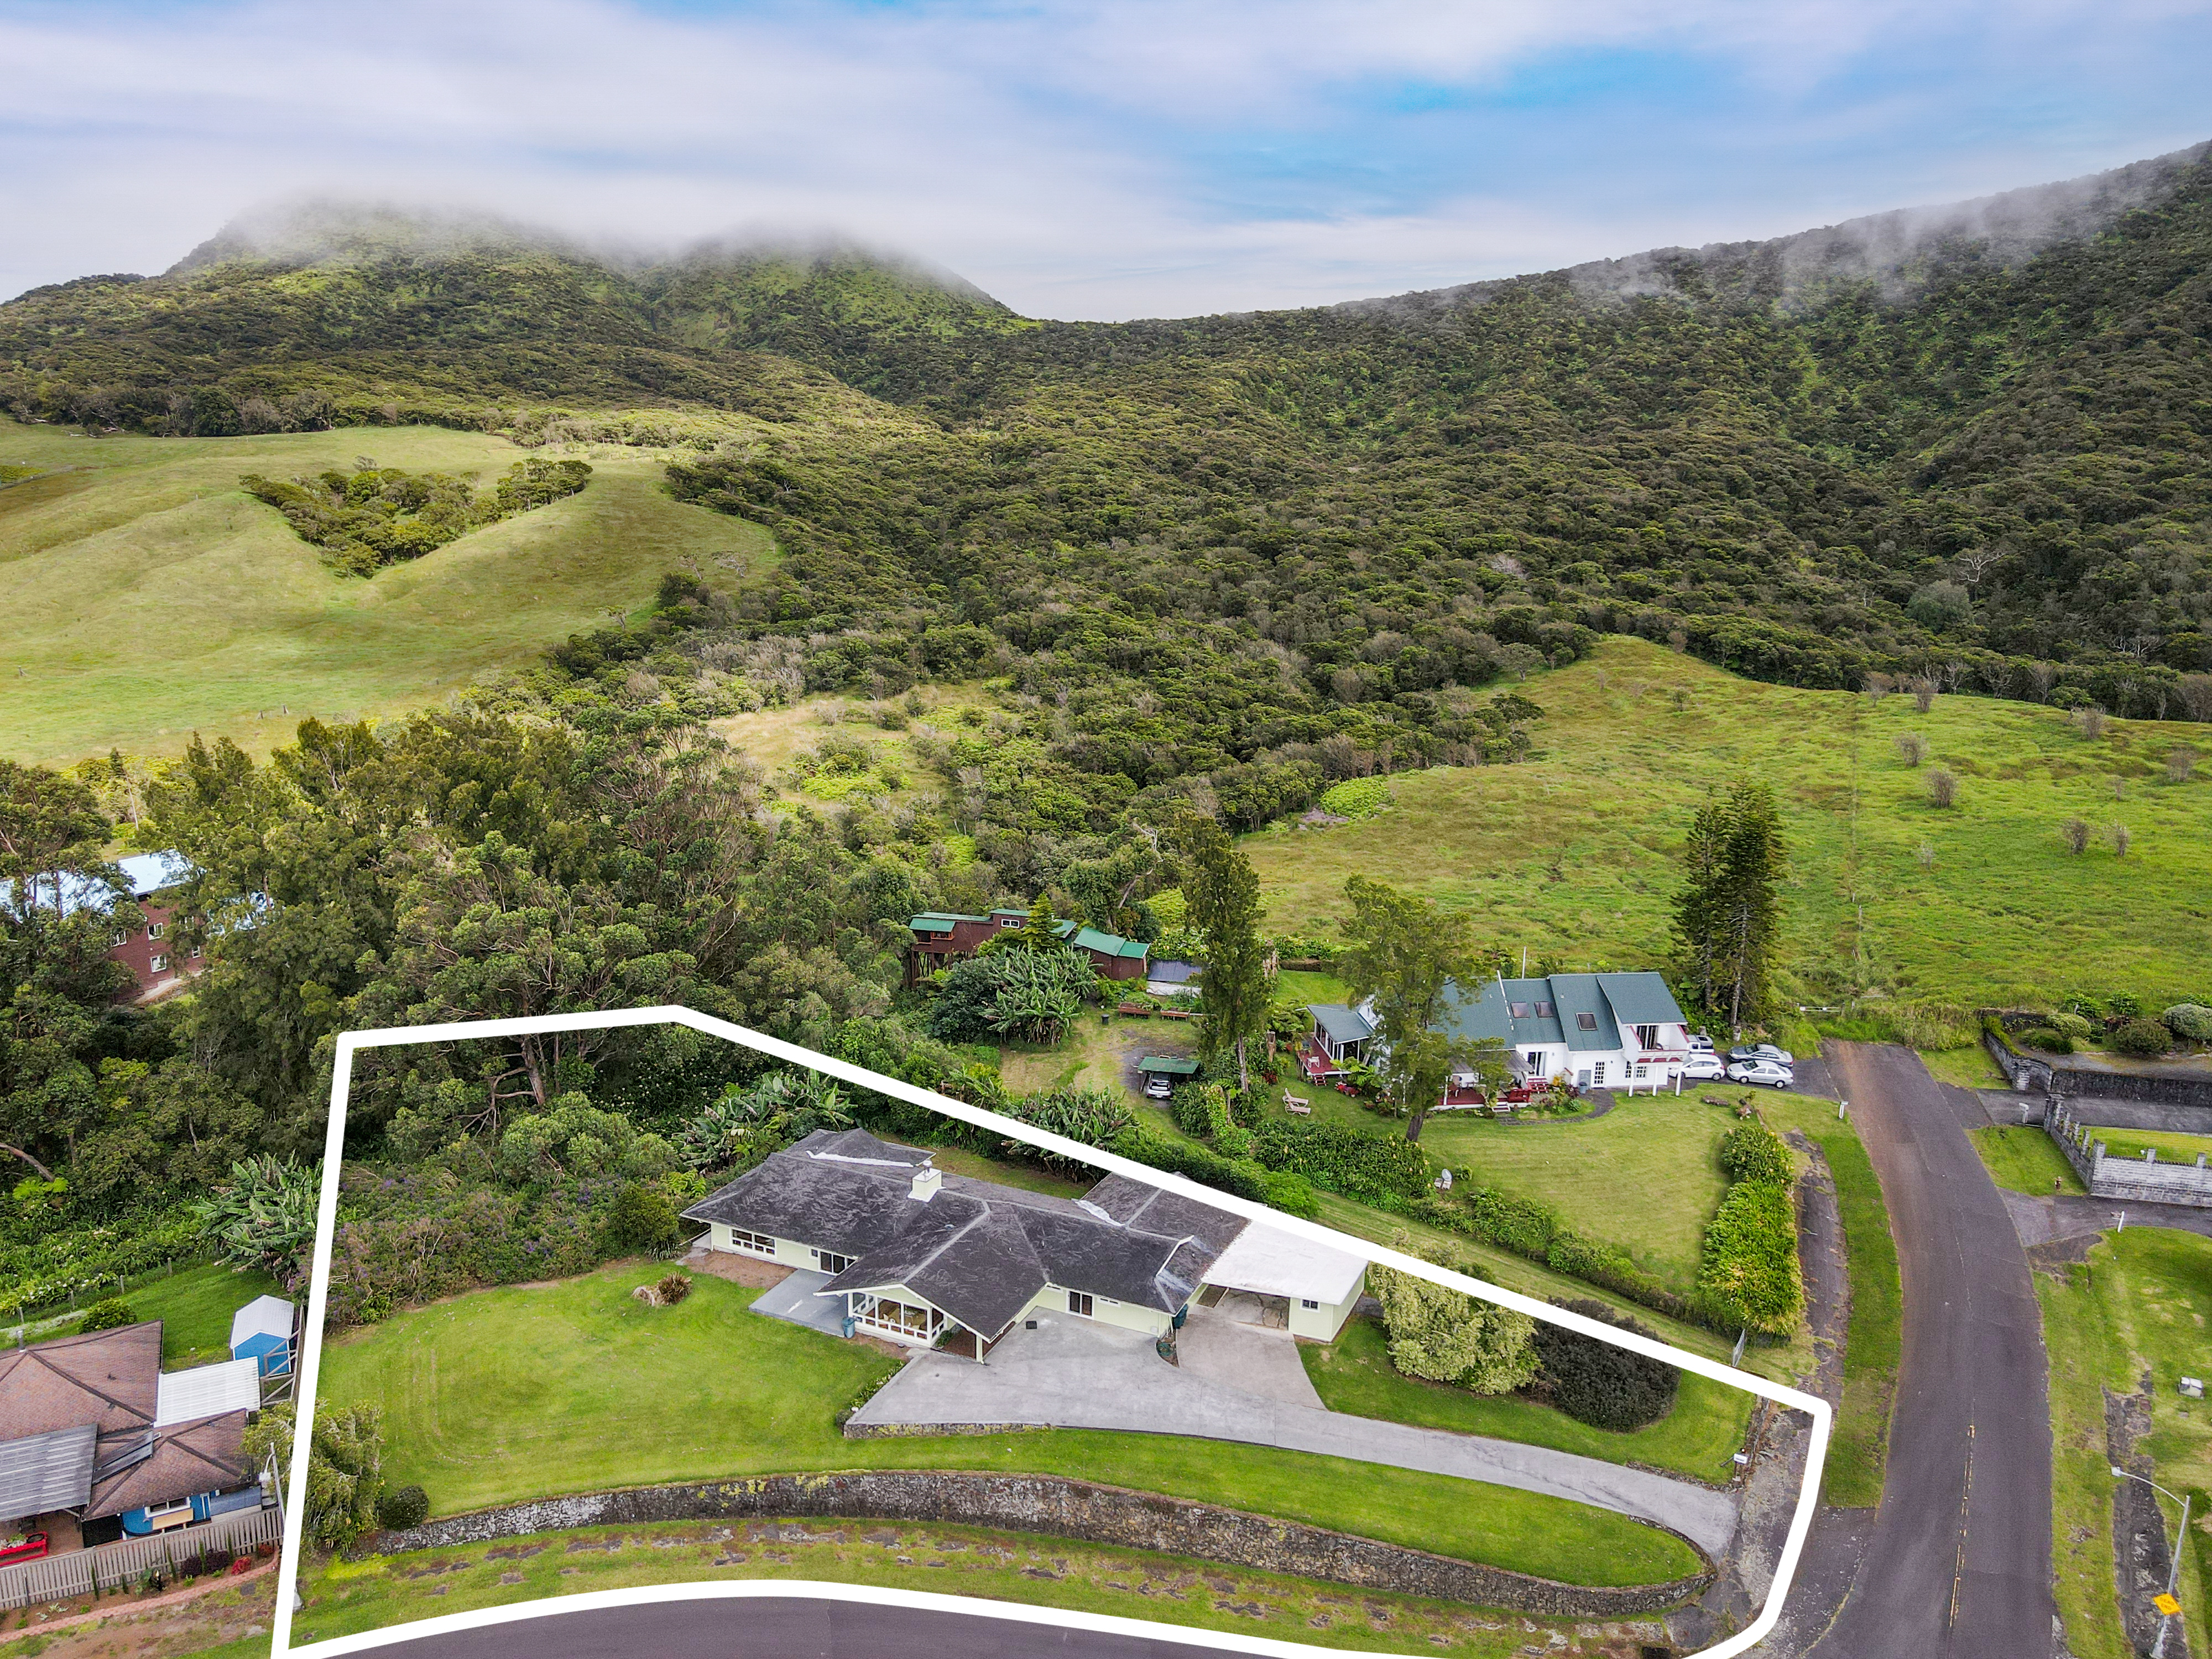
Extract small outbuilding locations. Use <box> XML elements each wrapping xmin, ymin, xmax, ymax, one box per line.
<box><xmin>1135</xmin><ymin>1055</ymin><xmax>1200</xmax><ymax>1084</ymax></box>
<box><xmin>1201</xmin><ymin>1221</ymin><xmax>1369</xmax><ymax>1341</ymax></box>
<box><xmin>228</xmin><ymin>1296</ymin><xmax>295</xmax><ymax>1377</ymax></box>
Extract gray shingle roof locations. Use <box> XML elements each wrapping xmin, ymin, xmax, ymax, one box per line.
<box><xmin>1308</xmin><ymin>1004</ymin><xmax>1376</xmax><ymax>1045</ymax></box>
<box><xmin>688</xmin><ymin>1133</ymin><xmax>1248</xmax><ymax>1339</ymax></box>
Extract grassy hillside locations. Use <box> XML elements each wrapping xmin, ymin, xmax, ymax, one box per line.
<box><xmin>0</xmin><ymin>419</ymin><xmax>772</xmax><ymax>763</ymax></box>
<box><xmin>1245</xmin><ymin>637</ymin><xmax>2212</xmax><ymax>1008</ymax></box>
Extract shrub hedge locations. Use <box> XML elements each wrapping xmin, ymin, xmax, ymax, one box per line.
<box><xmin>1694</xmin><ymin>1179</ymin><xmax>1804</xmax><ymax>1337</ymax></box>
<box><xmin>1247</xmin><ymin>1118</ymin><xmax>1430</xmax><ymax>1204</ymax></box>
<box><xmin>1527</xmin><ymin>1297</ymin><xmax>1681</xmax><ymax>1432</ymax></box>
<box><xmin>1718</xmin><ymin>1122</ymin><xmax>1793</xmax><ymax>1187</ymax></box>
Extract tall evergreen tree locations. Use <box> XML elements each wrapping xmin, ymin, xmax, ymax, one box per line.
<box><xmin>1673</xmin><ymin>781</ymin><xmax>1787</xmax><ymax>1031</ymax></box>
<box><xmin>1338</xmin><ymin>875</ymin><xmax>1504</xmax><ymax>1142</ymax></box>
<box><xmin>1179</xmin><ymin>818</ymin><xmax>1269</xmax><ymax>1093</ymax></box>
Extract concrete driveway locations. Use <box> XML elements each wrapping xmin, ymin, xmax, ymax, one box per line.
<box><xmin>849</xmin><ymin>1309</ymin><xmax>1739</xmax><ymax>1557</ymax></box>
<box><xmin>751</xmin><ymin>1269</ymin><xmax>847</xmax><ymax>1337</ymax></box>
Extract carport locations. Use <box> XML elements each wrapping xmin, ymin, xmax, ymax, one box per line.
<box><xmin>1135</xmin><ymin>1055</ymin><xmax>1199</xmax><ymax>1093</ymax></box>
<box><xmin>1199</xmin><ymin>1220</ymin><xmax>1369</xmax><ymax>1340</ymax></box>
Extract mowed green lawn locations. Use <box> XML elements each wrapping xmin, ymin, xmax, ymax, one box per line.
<box><xmin>2086</xmin><ymin>1126</ymin><xmax>2212</xmax><ymax>1166</ymax></box>
<box><xmin>1245</xmin><ymin>636</ymin><xmax>2212</xmax><ymax>1009</ymax></box>
<box><xmin>2039</xmin><ymin>1228</ymin><xmax>2212</xmax><ymax>1659</ymax></box>
<box><xmin>125</xmin><ymin>1261</ymin><xmax>286</xmax><ymax>1369</ymax></box>
<box><xmin>317</xmin><ymin>1260</ymin><xmax>1700</xmax><ymax>1588</ymax></box>
<box><xmin>0</xmin><ymin>419</ymin><xmax>773</xmax><ymax>765</ymax></box>
<box><xmin>1300</xmin><ymin>1314</ymin><xmax>1752</xmax><ymax>1483</ymax></box>
<box><xmin>1419</xmin><ymin>1094</ymin><xmax>1734</xmax><ymax>1296</ymax></box>
<box><xmin>1973</xmin><ymin>1126</ymin><xmax>2089</xmax><ymax>1196</ymax></box>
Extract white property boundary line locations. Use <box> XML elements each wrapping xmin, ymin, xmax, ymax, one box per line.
<box><xmin>274</xmin><ymin>1005</ymin><xmax>1832</xmax><ymax>1659</ymax></box>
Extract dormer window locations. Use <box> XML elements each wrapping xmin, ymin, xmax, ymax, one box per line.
<box><xmin>1576</xmin><ymin>1011</ymin><xmax>1598</xmax><ymax>1031</ymax></box>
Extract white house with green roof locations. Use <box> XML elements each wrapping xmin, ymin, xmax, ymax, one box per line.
<box><xmin>1303</xmin><ymin>971</ymin><xmax>1693</xmax><ymax>1098</ymax></box>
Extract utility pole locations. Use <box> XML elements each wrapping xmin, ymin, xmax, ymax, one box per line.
<box><xmin>2113</xmin><ymin>1468</ymin><xmax>2191</xmax><ymax>1658</ymax></box>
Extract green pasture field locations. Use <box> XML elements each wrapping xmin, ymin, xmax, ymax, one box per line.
<box><xmin>1299</xmin><ymin>1313</ymin><xmax>1752</xmax><ymax>1484</ymax></box>
<box><xmin>1244</xmin><ymin>637</ymin><xmax>2212</xmax><ymax>1010</ymax></box>
<box><xmin>319</xmin><ymin>1260</ymin><xmax>1698</xmax><ymax>1588</ymax></box>
<box><xmin>2038</xmin><ymin>1227</ymin><xmax>2212</xmax><ymax>1659</ymax></box>
<box><xmin>293</xmin><ymin>1516</ymin><xmax>1626</xmax><ymax>1657</ymax></box>
<box><xmin>0</xmin><ymin>419</ymin><xmax>773</xmax><ymax>765</ymax></box>
<box><xmin>1973</xmin><ymin>1126</ymin><xmax>2089</xmax><ymax>1196</ymax></box>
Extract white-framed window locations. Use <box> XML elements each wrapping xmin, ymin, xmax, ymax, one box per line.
<box><xmin>1634</xmin><ymin>1024</ymin><xmax>1660</xmax><ymax>1050</ymax></box>
<box><xmin>815</xmin><ymin>1249</ymin><xmax>854</xmax><ymax>1274</ymax></box>
<box><xmin>149</xmin><ymin>953</ymin><xmax>169</xmax><ymax>973</ymax></box>
<box><xmin>1593</xmin><ymin>1062</ymin><xmax>1607</xmax><ymax>1083</ymax></box>
<box><xmin>1525</xmin><ymin>1050</ymin><xmax>1541</xmax><ymax>1069</ymax></box>
<box><xmin>111</xmin><ymin>929</ymin><xmax>128</xmax><ymax>947</ymax></box>
<box><xmin>1067</xmin><ymin>1290</ymin><xmax>1095</xmax><ymax>1318</ymax></box>
<box><xmin>997</xmin><ymin>916</ymin><xmax>1019</xmax><ymax>928</ymax></box>
<box><xmin>1634</xmin><ymin>1063</ymin><xmax>1648</xmax><ymax>1079</ymax></box>
<box><xmin>1301</xmin><ymin>1298</ymin><xmax>1319</xmax><ymax>1310</ymax></box>
<box><xmin>188</xmin><ymin>943</ymin><xmax>202</xmax><ymax>958</ymax></box>
<box><xmin>147</xmin><ymin>922</ymin><xmax>164</xmax><ymax>940</ymax></box>
<box><xmin>854</xmin><ymin>1295</ymin><xmax>942</xmax><ymax>1339</ymax></box>
<box><xmin>727</xmin><ymin>1227</ymin><xmax>776</xmax><ymax>1257</ymax></box>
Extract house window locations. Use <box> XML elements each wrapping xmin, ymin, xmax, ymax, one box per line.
<box><xmin>854</xmin><ymin>1295</ymin><xmax>942</xmax><ymax>1339</ymax></box>
<box><xmin>1635</xmin><ymin>1024</ymin><xmax>1659</xmax><ymax>1050</ymax></box>
<box><xmin>147</xmin><ymin>922</ymin><xmax>164</xmax><ymax>940</ymax></box>
<box><xmin>727</xmin><ymin>1228</ymin><xmax>776</xmax><ymax>1257</ymax></box>
<box><xmin>1301</xmin><ymin>1298</ymin><xmax>1319</xmax><ymax>1310</ymax></box>
<box><xmin>1525</xmin><ymin>1050</ymin><xmax>1541</xmax><ymax>1068</ymax></box>
<box><xmin>188</xmin><ymin>943</ymin><xmax>202</xmax><ymax>959</ymax></box>
<box><xmin>814</xmin><ymin>1249</ymin><xmax>854</xmax><ymax>1274</ymax></box>
<box><xmin>1067</xmin><ymin>1290</ymin><xmax>1095</xmax><ymax>1318</ymax></box>
<box><xmin>1533</xmin><ymin>1000</ymin><xmax>1554</xmax><ymax>1019</ymax></box>
<box><xmin>149</xmin><ymin>953</ymin><xmax>169</xmax><ymax>973</ymax></box>
<box><xmin>1576</xmin><ymin>1011</ymin><xmax>1598</xmax><ymax>1031</ymax></box>
<box><xmin>997</xmin><ymin>916</ymin><xmax>1019</xmax><ymax>928</ymax></box>
<box><xmin>1593</xmin><ymin>1062</ymin><xmax>1606</xmax><ymax>1084</ymax></box>
<box><xmin>1509</xmin><ymin>1001</ymin><xmax>1530</xmax><ymax>1019</ymax></box>
<box><xmin>111</xmin><ymin>929</ymin><xmax>128</xmax><ymax>947</ymax></box>
<box><xmin>1634</xmin><ymin>1064</ymin><xmax>1648</xmax><ymax>1079</ymax></box>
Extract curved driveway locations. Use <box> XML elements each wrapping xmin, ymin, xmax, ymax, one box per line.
<box><xmin>1802</xmin><ymin>1042</ymin><xmax>2054</xmax><ymax>1659</ymax></box>
<box><xmin>850</xmin><ymin>1308</ymin><xmax>1740</xmax><ymax>1557</ymax></box>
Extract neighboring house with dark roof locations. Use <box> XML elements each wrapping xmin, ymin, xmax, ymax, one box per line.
<box><xmin>684</xmin><ymin>1128</ymin><xmax>1368</xmax><ymax>1351</ymax></box>
<box><xmin>902</xmin><ymin>910</ymin><xmax>1149</xmax><ymax>987</ymax></box>
<box><xmin>0</xmin><ymin>1320</ymin><xmax>270</xmax><ymax>1553</ymax></box>
<box><xmin>1304</xmin><ymin>972</ymin><xmax>1692</xmax><ymax>1097</ymax></box>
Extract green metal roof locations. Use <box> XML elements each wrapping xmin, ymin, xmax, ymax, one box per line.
<box><xmin>1136</xmin><ymin>1055</ymin><xmax>1201</xmax><ymax>1075</ymax></box>
<box><xmin>1053</xmin><ymin>920</ymin><xmax>1149</xmax><ymax>960</ymax></box>
<box><xmin>910</xmin><ymin>912</ymin><xmax>987</xmax><ymax>929</ymax></box>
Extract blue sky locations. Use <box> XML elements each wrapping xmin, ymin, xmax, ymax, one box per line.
<box><xmin>1</xmin><ymin>0</ymin><xmax>2207</xmax><ymax>317</ymax></box>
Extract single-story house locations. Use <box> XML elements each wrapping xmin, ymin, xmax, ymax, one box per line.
<box><xmin>228</xmin><ymin>1295</ymin><xmax>296</xmax><ymax>1376</ymax></box>
<box><xmin>684</xmin><ymin>1128</ymin><xmax>1366</xmax><ymax>1353</ymax></box>
<box><xmin>1305</xmin><ymin>971</ymin><xmax>1693</xmax><ymax>1097</ymax></box>
<box><xmin>903</xmin><ymin>910</ymin><xmax>1150</xmax><ymax>987</ymax></box>
<box><xmin>0</xmin><ymin>1318</ymin><xmax>269</xmax><ymax>1552</ymax></box>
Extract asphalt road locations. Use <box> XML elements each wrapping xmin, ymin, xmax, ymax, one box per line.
<box><xmin>1804</xmin><ymin>1042</ymin><xmax>2055</xmax><ymax>1659</ymax></box>
<box><xmin>332</xmin><ymin>1594</ymin><xmax>1244</xmax><ymax>1659</ymax></box>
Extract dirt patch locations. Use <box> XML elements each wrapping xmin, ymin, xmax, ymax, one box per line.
<box><xmin>2106</xmin><ymin>1374</ymin><xmax>2192</xmax><ymax>1658</ymax></box>
<box><xmin>682</xmin><ymin>1250</ymin><xmax>795</xmax><ymax>1290</ymax></box>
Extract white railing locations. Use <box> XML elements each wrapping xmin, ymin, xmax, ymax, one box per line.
<box><xmin>0</xmin><ymin>1503</ymin><xmax>280</xmax><ymax>1611</ymax></box>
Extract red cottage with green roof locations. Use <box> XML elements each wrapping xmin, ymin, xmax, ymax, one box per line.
<box><xmin>904</xmin><ymin>909</ymin><xmax>1150</xmax><ymax>988</ymax></box>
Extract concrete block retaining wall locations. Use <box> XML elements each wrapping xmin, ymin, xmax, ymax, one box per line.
<box><xmin>373</xmin><ymin>1471</ymin><xmax>1712</xmax><ymax>1618</ymax></box>
<box><xmin>2045</xmin><ymin>1100</ymin><xmax>2212</xmax><ymax>1208</ymax></box>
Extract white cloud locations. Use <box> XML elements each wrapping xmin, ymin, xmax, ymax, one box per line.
<box><xmin>0</xmin><ymin>0</ymin><xmax>2205</xmax><ymax>317</ymax></box>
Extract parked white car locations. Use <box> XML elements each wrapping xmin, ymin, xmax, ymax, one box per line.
<box><xmin>1680</xmin><ymin>1053</ymin><xmax>1728</xmax><ymax>1081</ymax></box>
<box><xmin>1728</xmin><ymin>1043</ymin><xmax>1795</xmax><ymax>1067</ymax></box>
<box><xmin>1143</xmin><ymin>1073</ymin><xmax>1173</xmax><ymax>1100</ymax></box>
<box><xmin>1726</xmin><ymin>1058</ymin><xmax>1796</xmax><ymax>1089</ymax></box>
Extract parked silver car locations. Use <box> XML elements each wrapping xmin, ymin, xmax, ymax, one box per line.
<box><xmin>1726</xmin><ymin>1058</ymin><xmax>1795</xmax><ymax>1089</ymax></box>
<box><xmin>1728</xmin><ymin>1042</ymin><xmax>1795</xmax><ymax>1067</ymax></box>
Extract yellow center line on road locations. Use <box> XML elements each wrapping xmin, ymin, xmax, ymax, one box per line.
<box><xmin>1949</xmin><ymin>1420</ymin><xmax>1976</xmax><ymax>1631</ymax></box>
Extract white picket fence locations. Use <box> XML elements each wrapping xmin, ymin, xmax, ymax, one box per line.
<box><xmin>0</xmin><ymin>1503</ymin><xmax>280</xmax><ymax>1611</ymax></box>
